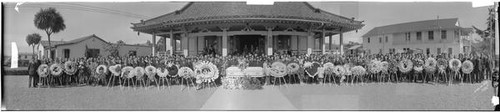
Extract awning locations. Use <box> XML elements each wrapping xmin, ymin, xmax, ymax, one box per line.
<box><xmin>348</xmin><ymin>45</ymin><xmax>362</xmax><ymax>50</ymax></box>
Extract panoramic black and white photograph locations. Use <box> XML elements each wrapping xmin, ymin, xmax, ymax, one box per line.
<box><xmin>1</xmin><ymin>0</ymin><xmax>499</xmax><ymax>111</ymax></box>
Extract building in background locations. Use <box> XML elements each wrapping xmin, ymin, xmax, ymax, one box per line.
<box><xmin>39</xmin><ymin>34</ymin><xmax>152</xmax><ymax>59</ymax></box>
<box><xmin>362</xmin><ymin>18</ymin><xmax>473</xmax><ymax>56</ymax></box>
<box><xmin>131</xmin><ymin>2</ymin><xmax>364</xmax><ymax>56</ymax></box>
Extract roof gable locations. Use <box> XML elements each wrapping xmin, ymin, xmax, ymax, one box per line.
<box><xmin>363</xmin><ymin>18</ymin><xmax>462</xmax><ymax>37</ymax></box>
<box><xmin>139</xmin><ymin>2</ymin><xmax>359</xmax><ymax>27</ymax></box>
<box><xmin>55</xmin><ymin>34</ymin><xmax>110</xmax><ymax>46</ymax></box>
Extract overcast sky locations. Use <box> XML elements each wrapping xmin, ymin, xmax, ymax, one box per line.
<box><xmin>2</xmin><ymin>2</ymin><xmax>490</xmax><ymax>55</ymax></box>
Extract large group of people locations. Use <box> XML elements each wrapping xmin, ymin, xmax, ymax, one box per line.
<box><xmin>27</xmin><ymin>52</ymin><xmax>499</xmax><ymax>90</ymax></box>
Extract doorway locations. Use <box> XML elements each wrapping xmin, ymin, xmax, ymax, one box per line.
<box><xmin>232</xmin><ymin>35</ymin><xmax>264</xmax><ymax>55</ymax></box>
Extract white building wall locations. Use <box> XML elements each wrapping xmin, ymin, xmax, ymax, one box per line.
<box><xmin>363</xmin><ymin>28</ymin><xmax>469</xmax><ymax>56</ymax></box>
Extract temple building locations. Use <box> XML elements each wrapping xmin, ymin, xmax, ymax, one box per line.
<box><xmin>362</xmin><ymin>18</ymin><xmax>473</xmax><ymax>56</ymax></box>
<box><xmin>131</xmin><ymin>2</ymin><xmax>364</xmax><ymax>56</ymax></box>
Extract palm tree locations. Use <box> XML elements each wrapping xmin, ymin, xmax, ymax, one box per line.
<box><xmin>26</xmin><ymin>33</ymin><xmax>42</xmax><ymax>57</ymax></box>
<box><xmin>34</xmin><ymin>7</ymin><xmax>66</xmax><ymax>59</ymax></box>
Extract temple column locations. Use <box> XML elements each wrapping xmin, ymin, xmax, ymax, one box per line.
<box><xmin>152</xmin><ymin>33</ymin><xmax>156</xmax><ymax>56</ymax></box>
<box><xmin>163</xmin><ymin>36</ymin><xmax>167</xmax><ymax>56</ymax></box>
<box><xmin>169</xmin><ymin>30</ymin><xmax>174</xmax><ymax>55</ymax></box>
<box><xmin>266</xmin><ymin>27</ymin><xmax>273</xmax><ymax>56</ymax></box>
<box><xmin>340</xmin><ymin>32</ymin><xmax>344</xmax><ymax>55</ymax></box>
<box><xmin>181</xmin><ymin>33</ymin><xmax>188</xmax><ymax>56</ymax></box>
<box><xmin>222</xmin><ymin>29</ymin><xmax>228</xmax><ymax>56</ymax></box>
<box><xmin>321</xmin><ymin>29</ymin><xmax>326</xmax><ymax>54</ymax></box>
<box><xmin>329</xmin><ymin>35</ymin><xmax>332</xmax><ymax>53</ymax></box>
<box><xmin>307</xmin><ymin>31</ymin><xmax>314</xmax><ymax>55</ymax></box>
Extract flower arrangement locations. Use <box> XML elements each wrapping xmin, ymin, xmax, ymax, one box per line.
<box><xmin>109</xmin><ymin>64</ymin><xmax>122</xmax><ymax>76</ymax></box>
<box><xmin>351</xmin><ymin>66</ymin><xmax>366</xmax><ymax>76</ymax></box>
<box><xmin>96</xmin><ymin>65</ymin><xmax>108</xmax><ymax>76</ymax></box>
<box><xmin>243</xmin><ymin>67</ymin><xmax>264</xmax><ymax>77</ymax></box>
<box><xmin>424</xmin><ymin>57</ymin><xmax>437</xmax><ymax>73</ymax></box>
<box><xmin>156</xmin><ymin>67</ymin><xmax>169</xmax><ymax>78</ymax></box>
<box><xmin>134</xmin><ymin>67</ymin><xmax>145</xmax><ymax>79</ymax></box>
<box><xmin>380</xmin><ymin>61</ymin><xmax>389</xmax><ymax>74</ymax></box>
<box><xmin>413</xmin><ymin>59</ymin><xmax>424</xmax><ymax>73</ymax></box>
<box><xmin>121</xmin><ymin>66</ymin><xmax>135</xmax><ymax>78</ymax></box>
<box><xmin>179</xmin><ymin>67</ymin><xmax>194</xmax><ymax>78</ymax></box>
<box><xmin>305</xmin><ymin>62</ymin><xmax>320</xmax><ymax>77</ymax></box>
<box><xmin>226</xmin><ymin>66</ymin><xmax>244</xmax><ymax>77</ymax></box>
<box><xmin>145</xmin><ymin>66</ymin><xmax>156</xmax><ymax>79</ymax></box>
<box><xmin>50</xmin><ymin>64</ymin><xmax>64</xmax><ymax>76</ymax></box>
<box><xmin>64</xmin><ymin>61</ymin><xmax>77</xmax><ymax>75</ymax></box>
<box><xmin>437</xmin><ymin>58</ymin><xmax>447</xmax><ymax>74</ymax></box>
<box><xmin>166</xmin><ymin>62</ymin><xmax>178</xmax><ymax>77</ymax></box>
<box><xmin>269</xmin><ymin>62</ymin><xmax>287</xmax><ymax>77</ymax></box>
<box><xmin>194</xmin><ymin>61</ymin><xmax>219</xmax><ymax>84</ymax></box>
<box><xmin>316</xmin><ymin>67</ymin><xmax>325</xmax><ymax>78</ymax></box>
<box><xmin>449</xmin><ymin>59</ymin><xmax>462</xmax><ymax>72</ymax></box>
<box><xmin>37</xmin><ymin>64</ymin><xmax>49</xmax><ymax>77</ymax></box>
<box><xmin>287</xmin><ymin>63</ymin><xmax>300</xmax><ymax>75</ymax></box>
<box><xmin>221</xmin><ymin>76</ymin><xmax>263</xmax><ymax>90</ymax></box>
<box><xmin>369</xmin><ymin>60</ymin><xmax>381</xmax><ymax>74</ymax></box>
<box><xmin>461</xmin><ymin>60</ymin><xmax>474</xmax><ymax>74</ymax></box>
<box><xmin>343</xmin><ymin>64</ymin><xmax>353</xmax><ymax>76</ymax></box>
<box><xmin>333</xmin><ymin>65</ymin><xmax>345</xmax><ymax>76</ymax></box>
<box><xmin>388</xmin><ymin>60</ymin><xmax>398</xmax><ymax>73</ymax></box>
<box><xmin>323</xmin><ymin>62</ymin><xmax>335</xmax><ymax>75</ymax></box>
<box><xmin>237</xmin><ymin>58</ymin><xmax>249</xmax><ymax>70</ymax></box>
<box><xmin>399</xmin><ymin>59</ymin><xmax>413</xmax><ymax>73</ymax></box>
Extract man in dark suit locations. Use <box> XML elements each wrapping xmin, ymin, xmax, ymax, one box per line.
<box><xmin>28</xmin><ymin>57</ymin><xmax>41</xmax><ymax>88</ymax></box>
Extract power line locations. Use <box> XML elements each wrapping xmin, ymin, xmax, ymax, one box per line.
<box><xmin>4</xmin><ymin>3</ymin><xmax>150</xmax><ymax>19</ymax></box>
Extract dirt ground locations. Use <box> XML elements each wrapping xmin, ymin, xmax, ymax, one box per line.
<box><xmin>2</xmin><ymin>75</ymin><xmax>495</xmax><ymax>110</ymax></box>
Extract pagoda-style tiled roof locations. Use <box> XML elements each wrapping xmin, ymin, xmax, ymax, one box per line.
<box><xmin>363</xmin><ymin>18</ymin><xmax>466</xmax><ymax>37</ymax></box>
<box><xmin>132</xmin><ymin>2</ymin><xmax>364</xmax><ymax>32</ymax></box>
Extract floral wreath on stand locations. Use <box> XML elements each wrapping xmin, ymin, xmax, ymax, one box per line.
<box><xmin>351</xmin><ymin>66</ymin><xmax>366</xmax><ymax>76</ymax></box>
<box><xmin>96</xmin><ymin>65</ymin><xmax>108</xmax><ymax>77</ymax></box>
<box><xmin>449</xmin><ymin>59</ymin><xmax>462</xmax><ymax>72</ymax></box>
<box><xmin>424</xmin><ymin>57</ymin><xmax>437</xmax><ymax>73</ymax></box>
<box><xmin>179</xmin><ymin>67</ymin><xmax>194</xmax><ymax>79</ymax></box>
<box><xmin>64</xmin><ymin>61</ymin><xmax>77</xmax><ymax>75</ymax></box>
<box><xmin>109</xmin><ymin>64</ymin><xmax>122</xmax><ymax>76</ymax></box>
<box><xmin>461</xmin><ymin>60</ymin><xmax>474</xmax><ymax>74</ymax></box>
<box><xmin>145</xmin><ymin>66</ymin><xmax>156</xmax><ymax>80</ymax></box>
<box><xmin>437</xmin><ymin>58</ymin><xmax>448</xmax><ymax>74</ymax></box>
<box><xmin>50</xmin><ymin>64</ymin><xmax>64</xmax><ymax>77</ymax></box>
<box><xmin>194</xmin><ymin>61</ymin><xmax>219</xmax><ymax>84</ymax></box>
<box><xmin>121</xmin><ymin>66</ymin><xmax>135</xmax><ymax>79</ymax></box>
<box><xmin>287</xmin><ymin>63</ymin><xmax>300</xmax><ymax>75</ymax></box>
<box><xmin>413</xmin><ymin>59</ymin><xmax>424</xmax><ymax>73</ymax></box>
<box><xmin>304</xmin><ymin>62</ymin><xmax>320</xmax><ymax>78</ymax></box>
<box><xmin>38</xmin><ymin>64</ymin><xmax>49</xmax><ymax>77</ymax></box>
<box><xmin>134</xmin><ymin>67</ymin><xmax>145</xmax><ymax>79</ymax></box>
<box><xmin>166</xmin><ymin>62</ymin><xmax>179</xmax><ymax>78</ymax></box>
<box><xmin>268</xmin><ymin>61</ymin><xmax>287</xmax><ymax>77</ymax></box>
<box><xmin>323</xmin><ymin>62</ymin><xmax>335</xmax><ymax>75</ymax></box>
<box><xmin>399</xmin><ymin>59</ymin><xmax>413</xmax><ymax>74</ymax></box>
<box><xmin>156</xmin><ymin>67</ymin><xmax>169</xmax><ymax>78</ymax></box>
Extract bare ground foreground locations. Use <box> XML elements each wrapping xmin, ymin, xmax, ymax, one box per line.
<box><xmin>2</xmin><ymin>75</ymin><xmax>495</xmax><ymax>110</ymax></box>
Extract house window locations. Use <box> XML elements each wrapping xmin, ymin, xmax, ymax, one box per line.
<box><xmin>367</xmin><ymin>38</ymin><xmax>370</xmax><ymax>43</ymax></box>
<box><xmin>437</xmin><ymin>48</ymin><xmax>441</xmax><ymax>54</ymax></box>
<box><xmin>448</xmin><ymin>48</ymin><xmax>452</xmax><ymax>55</ymax></box>
<box><xmin>416</xmin><ymin>32</ymin><xmax>422</xmax><ymax>40</ymax></box>
<box><xmin>428</xmin><ymin>31</ymin><xmax>434</xmax><ymax>40</ymax></box>
<box><xmin>63</xmin><ymin>49</ymin><xmax>70</xmax><ymax>58</ymax></box>
<box><xmin>426</xmin><ymin>48</ymin><xmax>430</xmax><ymax>55</ymax></box>
<box><xmin>385</xmin><ymin>36</ymin><xmax>388</xmax><ymax>42</ymax></box>
<box><xmin>405</xmin><ymin>32</ymin><xmax>411</xmax><ymax>41</ymax></box>
<box><xmin>441</xmin><ymin>30</ymin><xmax>447</xmax><ymax>39</ymax></box>
<box><xmin>379</xmin><ymin>37</ymin><xmax>382</xmax><ymax>43</ymax></box>
<box><xmin>86</xmin><ymin>49</ymin><xmax>100</xmax><ymax>58</ymax></box>
<box><xmin>129</xmin><ymin>50</ymin><xmax>137</xmax><ymax>56</ymax></box>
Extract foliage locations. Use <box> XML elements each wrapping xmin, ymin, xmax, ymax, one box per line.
<box><xmin>104</xmin><ymin>43</ymin><xmax>121</xmax><ymax>57</ymax></box>
<box><xmin>26</xmin><ymin>33</ymin><xmax>42</xmax><ymax>56</ymax></box>
<box><xmin>34</xmin><ymin>7</ymin><xmax>66</xmax><ymax>59</ymax></box>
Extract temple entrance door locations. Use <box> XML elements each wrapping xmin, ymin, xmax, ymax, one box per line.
<box><xmin>275</xmin><ymin>35</ymin><xmax>292</xmax><ymax>55</ymax></box>
<box><xmin>232</xmin><ymin>35</ymin><xmax>265</xmax><ymax>55</ymax></box>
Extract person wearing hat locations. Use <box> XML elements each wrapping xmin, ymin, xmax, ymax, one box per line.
<box><xmin>28</xmin><ymin>56</ymin><xmax>41</xmax><ymax>88</ymax></box>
